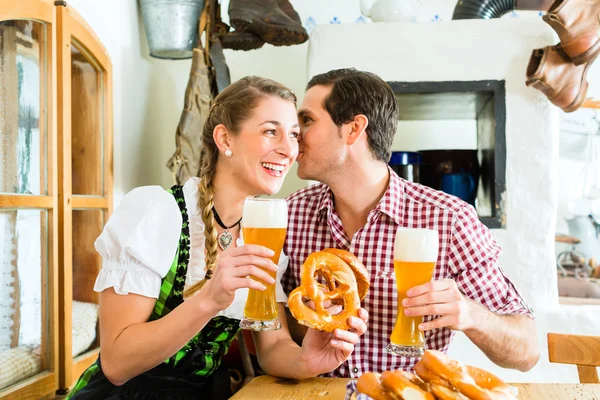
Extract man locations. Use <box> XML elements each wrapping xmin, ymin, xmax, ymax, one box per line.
<box><xmin>280</xmin><ymin>68</ymin><xmax>540</xmax><ymax>378</ymax></box>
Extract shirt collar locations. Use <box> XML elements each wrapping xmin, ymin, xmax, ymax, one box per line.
<box><xmin>316</xmin><ymin>167</ymin><xmax>405</xmax><ymax>226</ymax></box>
<box><xmin>370</xmin><ymin>167</ymin><xmax>404</xmax><ymax>226</ymax></box>
<box><xmin>317</xmin><ymin>186</ymin><xmax>334</xmax><ymax>221</ymax></box>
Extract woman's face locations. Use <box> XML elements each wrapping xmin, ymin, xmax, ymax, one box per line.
<box><xmin>225</xmin><ymin>96</ymin><xmax>300</xmax><ymax>196</ymax></box>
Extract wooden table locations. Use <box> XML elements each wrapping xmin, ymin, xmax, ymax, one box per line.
<box><xmin>230</xmin><ymin>375</ymin><xmax>600</xmax><ymax>400</ymax></box>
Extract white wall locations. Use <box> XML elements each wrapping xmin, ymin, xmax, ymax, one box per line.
<box><xmin>65</xmin><ymin>0</ymin><xmax>557</xmax><ymax>202</ymax></box>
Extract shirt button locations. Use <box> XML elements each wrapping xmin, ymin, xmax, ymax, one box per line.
<box><xmin>353</xmin><ymin>367</ymin><xmax>359</xmax><ymax>373</ymax></box>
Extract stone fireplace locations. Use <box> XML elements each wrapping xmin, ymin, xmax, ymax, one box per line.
<box><xmin>307</xmin><ymin>18</ymin><xmax>600</xmax><ymax>382</ymax></box>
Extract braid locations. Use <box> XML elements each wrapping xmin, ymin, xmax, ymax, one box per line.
<box><xmin>183</xmin><ymin>146</ymin><xmax>218</xmax><ymax>298</ymax></box>
<box><xmin>199</xmin><ymin>154</ymin><xmax>219</xmax><ymax>273</ymax></box>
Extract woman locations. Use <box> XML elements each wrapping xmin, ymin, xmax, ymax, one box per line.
<box><xmin>67</xmin><ymin>77</ymin><xmax>367</xmax><ymax>400</ymax></box>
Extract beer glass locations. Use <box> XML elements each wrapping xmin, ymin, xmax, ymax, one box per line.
<box><xmin>387</xmin><ymin>228</ymin><xmax>439</xmax><ymax>357</ymax></box>
<box><xmin>239</xmin><ymin>198</ymin><xmax>287</xmax><ymax>331</ymax></box>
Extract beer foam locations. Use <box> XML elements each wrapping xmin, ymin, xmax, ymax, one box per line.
<box><xmin>242</xmin><ymin>198</ymin><xmax>287</xmax><ymax>228</ymax></box>
<box><xmin>394</xmin><ymin>228</ymin><xmax>439</xmax><ymax>262</ymax></box>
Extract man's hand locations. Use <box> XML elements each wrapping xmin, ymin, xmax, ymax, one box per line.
<box><xmin>402</xmin><ymin>279</ymin><xmax>474</xmax><ymax>332</ymax></box>
<box><xmin>298</xmin><ymin>297</ymin><xmax>368</xmax><ymax>375</ymax></box>
<box><xmin>300</xmin><ymin>308</ymin><xmax>368</xmax><ymax>376</ymax></box>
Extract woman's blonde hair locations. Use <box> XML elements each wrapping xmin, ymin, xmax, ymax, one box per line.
<box><xmin>183</xmin><ymin>76</ymin><xmax>296</xmax><ymax>298</ymax></box>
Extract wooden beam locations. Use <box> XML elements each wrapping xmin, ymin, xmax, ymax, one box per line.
<box><xmin>0</xmin><ymin>0</ymin><xmax>54</xmax><ymax>22</ymax></box>
<box><xmin>0</xmin><ymin>195</ymin><xmax>54</xmax><ymax>208</ymax></box>
<box><xmin>0</xmin><ymin>372</ymin><xmax>57</xmax><ymax>400</ymax></box>
<box><xmin>71</xmin><ymin>196</ymin><xmax>108</xmax><ymax>209</ymax></box>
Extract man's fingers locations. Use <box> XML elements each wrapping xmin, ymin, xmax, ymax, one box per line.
<box><xmin>304</xmin><ymin>299</ymin><xmax>316</xmax><ymax>310</ymax></box>
<box><xmin>402</xmin><ymin>288</ymin><xmax>455</xmax><ymax>308</ymax></box>
<box><xmin>330</xmin><ymin>339</ymin><xmax>354</xmax><ymax>354</ymax></box>
<box><xmin>419</xmin><ymin>315</ymin><xmax>456</xmax><ymax>331</ymax></box>
<box><xmin>333</xmin><ymin>329</ymin><xmax>359</xmax><ymax>345</ymax></box>
<box><xmin>358</xmin><ymin>308</ymin><xmax>369</xmax><ymax>324</ymax></box>
<box><xmin>303</xmin><ymin>299</ymin><xmax>340</xmax><ymax>314</ymax></box>
<box><xmin>347</xmin><ymin>316</ymin><xmax>367</xmax><ymax>335</ymax></box>
<box><xmin>326</xmin><ymin>305</ymin><xmax>343</xmax><ymax>315</ymax></box>
<box><xmin>404</xmin><ymin>302</ymin><xmax>457</xmax><ymax>317</ymax></box>
<box><xmin>406</xmin><ymin>279</ymin><xmax>454</xmax><ymax>297</ymax></box>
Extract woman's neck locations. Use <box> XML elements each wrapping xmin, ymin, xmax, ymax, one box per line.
<box><xmin>210</xmin><ymin>168</ymin><xmax>246</xmax><ymax>227</ymax></box>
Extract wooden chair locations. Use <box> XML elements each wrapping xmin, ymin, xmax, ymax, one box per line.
<box><xmin>548</xmin><ymin>333</ymin><xmax>600</xmax><ymax>383</ymax></box>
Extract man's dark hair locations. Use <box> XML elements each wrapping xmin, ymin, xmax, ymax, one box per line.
<box><xmin>307</xmin><ymin>68</ymin><xmax>399</xmax><ymax>162</ymax></box>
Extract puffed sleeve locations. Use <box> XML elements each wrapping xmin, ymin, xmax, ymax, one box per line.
<box><xmin>93</xmin><ymin>186</ymin><xmax>182</xmax><ymax>298</ymax></box>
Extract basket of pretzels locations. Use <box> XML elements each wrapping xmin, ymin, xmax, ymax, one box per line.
<box><xmin>347</xmin><ymin>350</ymin><xmax>519</xmax><ymax>400</ymax></box>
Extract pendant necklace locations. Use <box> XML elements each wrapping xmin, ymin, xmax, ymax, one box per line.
<box><xmin>212</xmin><ymin>206</ymin><xmax>242</xmax><ymax>251</ymax></box>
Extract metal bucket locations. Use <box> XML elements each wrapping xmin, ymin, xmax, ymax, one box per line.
<box><xmin>140</xmin><ymin>0</ymin><xmax>206</xmax><ymax>60</ymax></box>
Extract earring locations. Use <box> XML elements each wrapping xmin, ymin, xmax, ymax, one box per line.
<box><xmin>224</xmin><ymin>149</ymin><xmax>232</xmax><ymax>157</ymax></box>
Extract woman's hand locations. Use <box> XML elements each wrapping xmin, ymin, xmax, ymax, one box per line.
<box><xmin>197</xmin><ymin>244</ymin><xmax>279</xmax><ymax>313</ymax></box>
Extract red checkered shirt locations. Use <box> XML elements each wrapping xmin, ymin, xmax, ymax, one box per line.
<box><xmin>282</xmin><ymin>168</ymin><xmax>534</xmax><ymax>378</ymax></box>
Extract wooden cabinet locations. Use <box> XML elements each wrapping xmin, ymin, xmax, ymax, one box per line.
<box><xmin>0</xmin><ymin>1</ymin><xmax>113</xmax><ymax>398</ymax></box>
<box><xmin>56</xmin><ymin>3</ymin><xmax>113</xmax><ymax>391</ymax></box>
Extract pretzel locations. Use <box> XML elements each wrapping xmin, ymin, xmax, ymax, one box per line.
<box><xmin>356</xmin><ymin>372</ymin><xmax>395</xmax><ymax>400</ymax></box>
<box><xmin>321</xmin><ymin>248</ymin><xmax>370</xmax><ymax>301</ymax></box>
<box><xmin>356</xmin><ymin>370</ymin><xmax>434</xmax><ymax>400</ymax></box>
<box><xmin>415</xmin><ymin>350</ymin><xmax>517</xmax><ymax>400</ymax></box>
<box><xmin>381</xmin><ymin>370</ymin><xmax>435</xmax><ymax>400</ymax></box>
<box><xmin>287</xmin><ymin>250</ymin><xmax>369</xmax><ymax>332</ymax></box>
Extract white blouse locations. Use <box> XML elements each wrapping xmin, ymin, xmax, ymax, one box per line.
<box><xmin>93</xmin><ymin>177</ymin><xmax>289</xmax><ymax>320</ymax></box>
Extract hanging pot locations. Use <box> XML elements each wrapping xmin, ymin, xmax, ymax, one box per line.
<box><xmin>139</xmin><ymin>0</ymin><xmax>206</xmax><ymax>59</ymax></box>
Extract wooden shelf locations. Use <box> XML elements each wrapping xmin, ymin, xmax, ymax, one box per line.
<box><xmin>559</xmin><ymin>296</ymin><xmax>600</xmax><ymax>306</ymax></box>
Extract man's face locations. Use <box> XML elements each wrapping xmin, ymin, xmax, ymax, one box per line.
<box><xmin>296</xmin><ymin>85</ymin><xmax>345</xmax><ymax>182</ymax></box>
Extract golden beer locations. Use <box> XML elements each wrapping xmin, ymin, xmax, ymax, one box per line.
<box><xmin>240</xmin><ymin>198</ymin><xmax>287</xmax><ymax>331</ymax></box>
<box><xmin>387</xmin><ymin>228</ymin><xmax>439</xmax><ymax>357</ymax></box>
<box><xmin>390</xmin><ymin>260</ymin><xmax>436</xmax><ymax>346</ymax></box>
<box><xmin>242</xmin><ymin>227</ymin><xmax>286</xmax><ymax>320</ymax></box>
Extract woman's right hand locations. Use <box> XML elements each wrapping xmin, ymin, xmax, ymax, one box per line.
<box><xmin>197</xmin><ymin>244</ymin><xmax>278</xmax><ymax>313</ymax></box>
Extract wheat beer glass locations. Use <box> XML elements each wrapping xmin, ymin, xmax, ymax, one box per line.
<box><xmin>387</xmin><ymin>228</ymin><xmax>439</xmax><ymax>357</ymax></box>
<box><xmin>239</xmin><ymin>198</ymin><xmax>287</xmax><ymax>331</ymax></box>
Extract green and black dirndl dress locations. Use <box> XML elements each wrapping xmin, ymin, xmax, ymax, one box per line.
<box><xmin>66</xmin><ymin>186</ymin><xmax>240</xmax><ymax>400</ymax></box>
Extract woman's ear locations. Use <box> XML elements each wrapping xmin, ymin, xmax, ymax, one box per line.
<box><xmin>346</xmin><ymin>114</ymin><xmax>369</xmax><ymax>145</ymax></box>
<box><xmin>213</xmin><ymin>124</ymin><xmax>232</xmax><ymax>154</ymax></box>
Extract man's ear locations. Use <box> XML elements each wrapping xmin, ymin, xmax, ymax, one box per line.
<box><xmin>213</xmin><ymin>124</ymin><xmax>232</xmax><ymax>154</ymax></box>
<box><xmin>346</xmin><ymin>114</ymin><xmax>369</xmax><ymax>145</ymax></box>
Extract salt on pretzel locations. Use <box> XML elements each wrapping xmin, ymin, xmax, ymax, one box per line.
<box><xmin>415</xmin><ymin>350</ymin><xmax>517</xmax><ymax>400</ymax></box>
<box><xmin>287</xmin><ymin>250</ymin><xmax>369</xmax><ymax>332</ymax></box>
